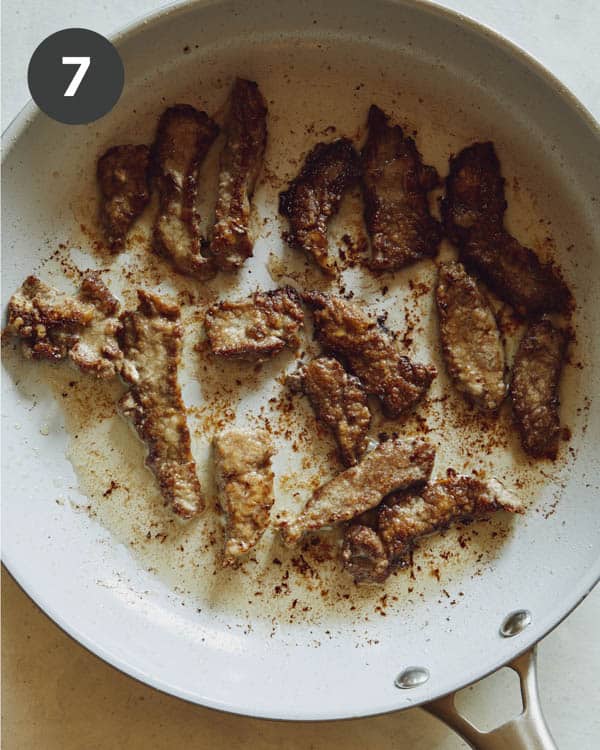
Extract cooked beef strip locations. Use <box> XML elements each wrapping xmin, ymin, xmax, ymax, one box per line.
<box><xmin>210</xmin><ymin>79</ymin><xmax>267</xmax><ymax>271</ymax></box>
<box><xmin>279</xmin><ymin>138</ymin><xmax>360</xmax><ymax>275</ymax></box>
<box><xmin>344</xmin><ymin>475</ymin><xmax>522</xmax><ymax>583</ymax></box>
<box><xmin>97</xmin><ymin>144</ymin><xmax>151</xmax><ymax>251</ymax></box>
<box><xmin>436</xmin><ymin>261</ymin><xmax>506</xmax><ymax>410</ymax></box>
<box><xmin>441</xmin><ymin>142</ymin><xmax>571</xmax><ymax>316</ymax></box>
<box><xmin>5</xmin><ymin>276</ymin><xmax>94</xmax><ymax>361</ymax></box>
<box><xmin>5</xmin><ymin>273</ymin><xmax>121</xmax><ymax>377</ymax></box>
<box><xmin>341</xmin><ymin>524</ymin><xmax>390</xmax><ymax>584</ymax></box>
<box><xmin>152</xmin><ymin>105</ymin><xmax>219</xmax><ymax>279</ymax></box>
<box><xmin>442</xmin><ymin>142</ymin><xmax>505</xmax><ymax>240</ymax></box>
<box><xmin>288</xmin><ymin>356</ymin><xmax>371</xmax><ymax>467</ymax></box>
<box><xmin>303</xmin><ymin>291</ymin><xmax>436</xmax><ymax>417</ymax></box>
<box><xmin>378</xmin><ymin>476</ymin><xmax>523</xmax><ymax>568</ymax></box>
<box><xmin>68</xmin><ymin>272</ymin><xmax>122</xmax><ymax>378</ymax></box>
<box><xmin>118</xmin><ymin>290</ymin><xmax>203</xmax><ymax>518</ymax></box>
<box><xmin>204</xmin><ymin>286</ymin><xmax>304</xmax><ymax>359</ymax></box>
<box><xmin>78</xmin><ymin>272</ymin><xmax>120</xmax><ymax>316</ymax></box>
<box><xmin>361</xmin><ymin>105</ymin><xmax>441</xmax><ymax>271</ymax></box>
<box><xmin>280</xmin><ymin>437</ymin><xmax>435</xmax><ymax>545</ymax></box>
<box><xmin>510</xmin><ymin>319</ymin><xmax>566</xmax><ymax>459</ymax></box>
<box><xmin>214</xmin><ymin>427</ymin><xmax>275</xmax><ymax>565</ymax></box>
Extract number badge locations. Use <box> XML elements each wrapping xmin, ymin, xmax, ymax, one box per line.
<box><xmin>28</xmin><ymin>28</ymin><xmax>124</xmax><ymax>125</ymax></box>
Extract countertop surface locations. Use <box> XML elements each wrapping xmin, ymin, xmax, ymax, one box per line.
<box><xmin>2</xmin><ymin>1</ymin><xmax>599</xmax><ymax>748</ymax></box>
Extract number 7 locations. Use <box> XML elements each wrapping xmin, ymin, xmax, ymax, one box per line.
<box><xmin>62</xmin><ymin>56</ymin><xmax>91</xmax><ymax>97</ymax></box>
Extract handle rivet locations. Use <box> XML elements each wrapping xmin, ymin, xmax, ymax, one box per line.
<box><xmin>394</xmin><ymin>666</ymin><xmax>430</xmax><ymax>689</ymax></box>
<box><xmin>500</xmin><ymin>609</ymin><xmax>532</xmax><ymax>637</ymax></box>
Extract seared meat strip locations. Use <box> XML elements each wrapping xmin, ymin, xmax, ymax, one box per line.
<box><xmin>441</xmin><ymin>142</ymin><xmax>571</xmax><ymax>316</ymax></box>
<box><xmin>361</xmin><ymin>105</ymin><xmax>441</xmax><ymax>271</ymax></box>
<box><xmin>510</xmin><ymin>319</ymin><xmax>566</xmax><ymax>459</ymax></box>
<box><xmin>279</xmin><ymin>139</ymin><xmax>360</xmax><ymax>275</ymax></box>
<box><xmin>443</xmin><ymin>142</ymin><xmax>505</xmax><ymax>237</ymax></box>
<box><xmin>205</xmin><ymin>287</ymin><xmax>304</xmax><ymax>359</ymax></box>
<box><xmin>78</xmin><ymin>271</ymin><xmax>120</xmax><ymax>316</ymax></box>
<box><xmin>288</xmin><ymin>356</ymin><xmax>371</xmax><ymax>467</ymax></box>
<box><xmin>68</xmin><ymin>272</ymin><xmax>122</xmax><ymax>378</ymax></box>
<box><xmin>303</xmin><ymin>291</ymin><xmax>436</xmax><ymax>417</ymax></box>
<box><xmin>341</xmin><ymin>524</ymin><xmax>390</xmax><ymax>584</ymax></box>
<box><xmin>152</xmin><ymin>105</ymin><xmax>219</xmax><ymax>279</ymax></box>
<box><xmin>343</xmin><ymin>475</ymin><xmax>522</xmax><ymax>583</ymax></box>
<box><xmin>436</xmin><ymin>261</ymin><xmax>506</xmax><ymax>410</ymax></box>
<box><xmin>378</xmin><ymin>476</ymin><xmax>523</xmax><ymax>568</ymax></box>
<box><xmin>5</xmin><ymin>273</ymin><xmax>121</xmax><ymax>377</ymax></box>
<box><xmin>5</xmin><ymin>276</ymin><xmax>95</xmax><ymax>361</ymax></box>
<box><xmin>118</xmin><ymin>290</ymin><xmax>203</xmax><ymax>518</ymax></box>
<box><xmin>211</xmin><ymin>79</ymin><xmax>267</xmax><ymax>271</ymax></box>
<box><xmin>97</xmin><ymin>144</ymin><xmax>151</xmax><ymax>251</ymax></box>
<box><xmin>214</xmin><ymin>428</ymin><xmax>275</xmax><ymax>565</ymax></box>
<box><xmin>280</xmin><ymin>437</ymin><xmax>435</xmax><ymax>545</ymax></box>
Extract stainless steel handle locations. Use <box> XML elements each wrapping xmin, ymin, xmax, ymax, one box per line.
<box><xmin>424</xmin><ymin>647</ymin><xmax>557</xmax><ymax>750</ymax></box>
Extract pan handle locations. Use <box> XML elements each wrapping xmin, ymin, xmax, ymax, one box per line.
<box><xmin>423</xmin><ymin>647</ymin><xmax>557</xmax><ymax>750</ymax></box>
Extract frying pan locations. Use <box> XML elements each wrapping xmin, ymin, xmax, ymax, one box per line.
<box><xmin>2</xmin><ymin>1</ymin><xmax>599</xmax><ymax>747</ymax></box>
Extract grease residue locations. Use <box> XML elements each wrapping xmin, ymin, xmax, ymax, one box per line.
<box><xmin>2</xmin><ymin>48</ymin><xmax>587</xmax><ymax>629</ymax></box>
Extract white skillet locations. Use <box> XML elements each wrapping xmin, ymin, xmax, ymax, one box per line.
<box><xmin>2</xmin><ymin>2</ymin><xmax>599</xmax><ymax>748</ymax></box>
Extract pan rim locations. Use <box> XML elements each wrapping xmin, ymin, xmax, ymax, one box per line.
<box><xmin>2</xmin><ymin>0</ymin><xmax>599</xmax><ymax>722</ymax></box>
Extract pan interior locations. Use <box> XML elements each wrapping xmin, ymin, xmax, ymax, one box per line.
<box><xmin>2</xmin><ymin>0</ymin><xmax>599</xmax><ymax>720</ymax></box>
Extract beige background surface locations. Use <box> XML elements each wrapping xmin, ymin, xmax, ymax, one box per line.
<box><xmin>2</xmin><ymin>570</ymin><xmax>600</xmax><ymax>750</ymax></box>
<box><xmin>2</xmin><ymin>1</ymin><xmax>600</xmax><ymax>748</ymax></box>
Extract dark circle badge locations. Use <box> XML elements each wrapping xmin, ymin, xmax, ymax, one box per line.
<box><xmin>28</xmin><ymin>28</ymin><xmax>124</xmax><ymax>125</ymax></box>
